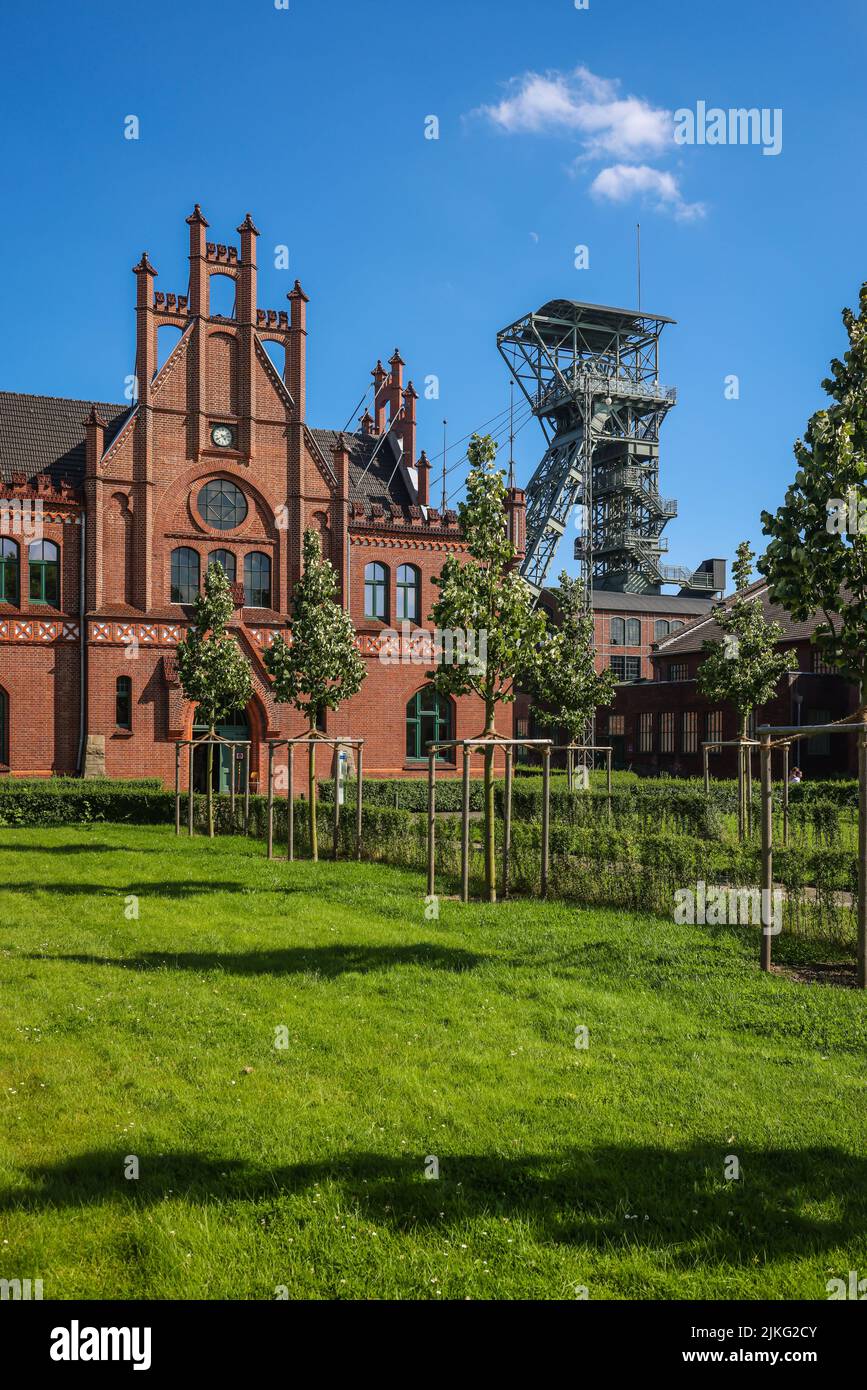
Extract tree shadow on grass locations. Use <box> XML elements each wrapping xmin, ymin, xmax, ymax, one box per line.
<box><xmin>3</xmin><ymin>881</ymin><xmax>252</xmax><ymax>900</ymax></box>
<box><xmin>0</xmin><ymin>843</ymin><xmax>172</xmax><ymax>856</ymax></box>
<box><xmin>19</xmin><ymin>942</ymin><xmax>487</xmax><ymax>977</ymax></box>
<box><xmin>3</xmin><ymin>1144</ymin><xmax>864</xmax><ymax>1268</ymax></box>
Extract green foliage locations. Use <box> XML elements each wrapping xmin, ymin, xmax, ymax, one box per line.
<box><xmin>697</xmin><ymin>541</ymin><xmax>797</xmax><ymax>735</ymax></box>
<box><xmin>429</xmin><ymin>433</ymin><xmax>547</xmax><ymax>900</ymax></box>
<box><xmin>264</xmin><ymin>529</ymin><xmax>365</xmax><ymax>727</ymax></box>
<box><xmin>175</xmin><ymin>563</ymin><xmax>253</xmax><ymax>731</ymax></box>
<box><xmin>0</xmin><ymin>783</ymin><xmax>174</xmax><ymax>826</ymax></box>
<box><xmin>531</xmin><ymin>572</ymin><xmax>617</xmax><ymax>744</ymax></box>
<box><xmin>760</xmin><ymin>282</ymin><xmax>867</xmax><ymax>697</ymax></box>
<box><xmin>428</xmin><ymin>434</ymin><xmax>547</xmax><ymax>725</ymax></box>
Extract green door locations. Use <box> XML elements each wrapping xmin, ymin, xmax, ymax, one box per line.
<box><xmin>192</xmin><ymin>709</ymin><xmax>250</xmax><ymax>794</ymax></box>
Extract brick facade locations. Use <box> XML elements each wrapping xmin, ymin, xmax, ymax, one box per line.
<box><xmin>0</xmin><ymin>207</ymin><xmax>523</xmax><ymax>786</ymax></box>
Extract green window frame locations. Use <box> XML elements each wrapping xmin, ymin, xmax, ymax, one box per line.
<box><xmin>171</xmin><ymin>547</ymin><xmax>200</xmax><ymax>604</ymax></box>
<box><xmin>115</xmin><ymin>676</ymin><xmax>132</xmax><ymax>730</ymax></box>
<box><xmin>405</xmin><ymin>687</ymin><xmax>454</xmax><ymax>762</ymax></box>
<box><xmin>29</xmin><ymin>540</ymin><xmax>59</xmax><ymax>606</ymax></box>
<box><xmin>244</xmin><ymin>552</ymin><xmax>271</xmax><ymax>608</ymax></box>
<box><xmin>0</xmin><ymin>687</ymin><xmax>7</xmax><ymax>763</ymax></box>
<box><xmin>365</xmin><ymin>562</ymin><xmax>388</xmax><ymax>620</ymax></box>
<box><xmin>396</xmin><ymin>564</ymin><xmax>420</xmax><ymax>622</ymax></box>
<box><xmin>209</xmin><ymin>549</ymin><xmax>236</xmax><ymax>583</ymax></box>
<box><xmin>0</xmin><ymin>539</ymin><xmax>19</xmax><ymax>604</ymax></box>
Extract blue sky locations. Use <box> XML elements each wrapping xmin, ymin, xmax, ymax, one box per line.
<box><xmin>1</xmin><ymin>0</ymin><xmax>865</xmax><ymax>589</ymax></box>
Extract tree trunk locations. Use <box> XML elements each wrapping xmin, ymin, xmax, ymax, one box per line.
<box><xmin>309</xmin><ymin>737</ymin><xmax>318</xmax><ymax>862</ymax></box>
<box><xmin>483</xmin><ymin>703</ymin><xmax>496</xmax><ymax>903</ymax></box>
<box><xmin>207</xmin><ymin>736</ymin><xmax>215</xmax><ymax>839</ymax></box>
<box><xmin>738</xmin><ymin>714</ymin><xmax>749</xmax><ymax>842</ymax></box>
<box><xmin>858</xmin><ymin>689</ymin><xmax>867</xmax><ymax>989</ymax></box>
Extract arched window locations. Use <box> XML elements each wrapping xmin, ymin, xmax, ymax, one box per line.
<box><xmin>0</xmin><ymin>688</ymin><xmax>7</xmax><ymax>763</ymax></box>
<box><xmin>396</xmin><ymin>564</ymin><xmax>421</xmax><ymax>623</ymax></box>
<box><xmin>670</xmin><ymin>620</ymin><xmax>684</xmax><ymax>633</ymax></box>
<box><xmin>209</xmin><ymin>273</ymin><xmax>236</xmax><ymax>319</ymax></box>
<box><xmin>171</xmin><ymin>547</ymin><xmax>200</xmax><ymax>604</ymax></box>
<box><xmin>654</xmin><ymin>619</ymin><xmax>670</xmax><ymax>641</ymax></box>
<box><xmin>29</xmin><ymin>540</ymin><xmax>59</xmax><ymax>605</ymax></box>
<box><xmin>0</xmin><ymin>539</ymin><xmax>19</xmax><ymax>604</ymax></box>
<box><xmin>115</xmin><ymin>676</ymin><xmax>132</xmax><ymax>730</ymax></box>
<box><xmin>156</xmin><ymin>324</ymin><xmax>183</xmax><ymax>373</ymax></box>
<box><xmin>244</xmin><ymin>552</ymin><xmax>271</xmax><ymax>608</ymax></box>
<box><xmin>625</xmin><ymin>618</ymin><xmax>641</xmax><ymax>646</ymax></box>
<box><xmin>406</xmin><ymin>687</ymin><xmax>454</xmax><ymax>762</ymax></box>
<box><xmin>610</xmin><ymin>617</ymin><xmax>625</xmax><ymax>646</ymax></box>
<box><xmin>365</xmin><ymin>562</ymin><xmax>388</xmax><ymax>620</ymax></box>
<box><xmin>261</xmin><ymin>340</ymin><xmax>287</xmax><ymax>378</ymax></box>
<box><xmin>198</xmin><ymin>479</ymin><xmax>247</xmax><ymax>531</ymax></box>
<box><xmin>209</xmin><ymin>549</ymin><xmax>236</xmax><ymax>583</ymax></box>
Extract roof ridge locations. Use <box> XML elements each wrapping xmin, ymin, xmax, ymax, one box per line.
<box><xmin>0</xmin><ymin>389</ymin><xmax>128</xmax><ymax>410</ymax></box>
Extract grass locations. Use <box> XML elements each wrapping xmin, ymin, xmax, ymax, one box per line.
<box><xmin>0</xmin><ymin>823</ymin><xmax>865</xmax><ymax>1301</ymax></box>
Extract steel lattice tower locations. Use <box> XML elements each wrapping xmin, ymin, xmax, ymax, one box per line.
<box><xmin>497</xmin><ymin>299</ymin><xmax>686</xmax><ymax>598</ymax></box>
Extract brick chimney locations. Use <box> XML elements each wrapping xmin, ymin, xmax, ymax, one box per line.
<box><xmin>416</xmin><ymin>448</ymin><xmax>431</xmax><ymax>506</ymax></box>
<box><xmin>83</xmin><ymin>406</ymin><xmax>106</xmax><ymax>476</ymax></box>
<box><xmin>505</xmin><ymin>486</ymin><xmax>527</xmax><ymax>562</ymax></box>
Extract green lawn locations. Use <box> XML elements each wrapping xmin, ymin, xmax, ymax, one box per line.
<box><xmin>0</xmin><ymin>823</ymin><xmax>865</xmax><ymax>1300</ymax></box>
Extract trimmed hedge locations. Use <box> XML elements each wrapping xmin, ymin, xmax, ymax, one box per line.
<box><xmin>0</xmin><ymin>782</ymin><xmax>174</xmax><ymax>825</ymax></box>
<box><xmin>0</xmin><ymin>775</ymin><xmax>856</xmax><ymax>947</ymax></box>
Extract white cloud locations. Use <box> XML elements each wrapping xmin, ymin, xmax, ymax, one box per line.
<box><xmin>477</xmin><ymin>65</ymin><xmax>671</xmax><ymax>161</ymax></box>
<box><xmin>473</xmin><ymin>65</ymin><xmax>705</xmax><ymax>221</ymax></box>
<box><xmin>589</xmin><ymin>164</ymin><xmax>706</xmax><ymax>221</ymax></box>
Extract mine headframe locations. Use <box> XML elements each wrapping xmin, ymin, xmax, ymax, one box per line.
<box><xmin>497</xmin><ymin>299</ymin><xmax>678</xmax><ymax>598</ymax></box>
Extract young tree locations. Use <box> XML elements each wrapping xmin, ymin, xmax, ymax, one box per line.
<box><xmin>760</xmin><ymin>282</ymin><xmax>867</xmax><ymax>985</ymax></box>
<box><xmin>175</xmin><ymin>563</ymin><xmax>253</xmax><ymax>838</ymax></box>
<box><xmin>531</xmin><ymin>571</ymin><xmax>617</xmax><ymax>789</ymax></box>
<box><xmin>264</xmin><ymin>528</ymin><xmax>366</xmax><ymax>860</ymax></box>
<box><xmin>697</xmin><ymin>541</ymin><xmax>796</xmax><ymax>837</ymax></box>
<box><xmin>759</xmin><ymin>283</ymin><xmax>867</xmax><ymax>700</ymax></box>
<box><xmin>429</xmin><ymin>433</ymin><xmax>548</xmax><ymax>901</ymax></box>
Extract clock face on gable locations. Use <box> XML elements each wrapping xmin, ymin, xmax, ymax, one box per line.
<box><xmin>210</xmin><ymin>424</ymin><xmax>235</xmax><ymax>449</ymax></box>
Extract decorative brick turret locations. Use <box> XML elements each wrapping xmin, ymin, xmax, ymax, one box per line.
<box><xmin>287</xmin><ymin>279</ymin><xmax>308</xmax><ymax>422</ymax></box>
<box><xmin>387</xmin><ymin>349</ymin><xmax>404</xmax><ymax>423</ymax></box>
<box><xmin>372</xmin><ymin>359</ymin><xmax>388</xmax><ymax>434</ymax></box>
<box><xmin>132</xmin><ymin>252</ymin><xmax>157</xmax><ymax>406</ymax></box>
<box><xmin>401</xmin><ymin>381</ymin><xmax>418</xmax><ymax>472</ymax></box>
<box><xmin>237</xmin><ymin>213</ymin><xmax>260</xmax><ymax>458</ymax></box>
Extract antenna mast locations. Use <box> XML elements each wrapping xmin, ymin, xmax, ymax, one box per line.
<box><xmin>441</xmin><ymin>419</ymin><xmax>448</xmax><ymax>513</ymax></box>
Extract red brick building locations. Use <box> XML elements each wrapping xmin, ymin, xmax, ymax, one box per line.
<box><xmin>0</xmin><ymin>207</ymin><xmax>525</xmax><ymax>787</ymax></box>
<box><xmin>598</xmin><ymin>579</ymin><xmax>859</xmax><ymax>777</ymax></box>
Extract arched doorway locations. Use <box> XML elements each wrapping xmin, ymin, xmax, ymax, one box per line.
<box><xmin>192</xmin><ymin>706</ymin><xmax>250</xmax><ymax>794</ymax></box>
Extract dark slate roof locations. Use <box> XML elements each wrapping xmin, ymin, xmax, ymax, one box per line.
<box><xmin>0</xmin><ymin>392</ymin><xmax>132</xmax><ymax>487</ymax></box>
<box><xmin>310</xmin><ymin>428</ymin><xmax>413</xmax><ymax>511</ymax></box>
<box><xmin>589</xmin><ymin>591</ymin><xmax>715</xmax><ymax>615</ymax></box>
<box><xmin>0</xmin><ymin>394</ymin><xmax>416</xmax><ymax>513</ymax></box>
<box><xmin>655</xmin><ymin>578</ymin><xmax>826</xmax><ymax>654</ymax></box>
